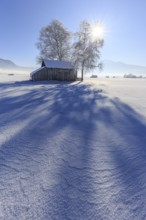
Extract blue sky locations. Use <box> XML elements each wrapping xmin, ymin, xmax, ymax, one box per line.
<box><xmin>0</xmin><ymin>0</ymin><xmax>146</xmax><ymax>67</ymax></box>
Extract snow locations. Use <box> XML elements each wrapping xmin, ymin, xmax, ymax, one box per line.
<box><xmin>30</xmin><ymin>67</ymin><xmax>46</xmax><ymax>77</ymax></box>
<box><xmin>0</xmin><ymin>73</ymin><xmax>30</xmax><ymax>82</ymax></box>
<box><xmin>43</xmin><ymin>59</ymin><xmax>74</xmax><ymax>69</ymax></box>
<box><xmin>0</xmin><ymin>74</ymin><xmax>146</xmax><ymax>219</ymax></box>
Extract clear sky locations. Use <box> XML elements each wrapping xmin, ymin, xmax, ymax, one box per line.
<box><xmin>0</xmin><ymin>0</ymin><xmax>146</xmax><ymax>67</ymax></box>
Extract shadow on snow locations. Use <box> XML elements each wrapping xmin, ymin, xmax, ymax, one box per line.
<box><xmin>0</xmin><ymin>80</ymin><xmax>146</xmax><ymax>219</ymax></box>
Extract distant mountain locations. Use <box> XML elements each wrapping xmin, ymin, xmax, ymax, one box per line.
<box><xmin>0</xmin><ymin>58</ymin><xmax>35</xmax><ymax>74</ymax></box>
<box><xmin>102</xmin><ymin>60</ymin><xmax>146</xmax><ymax>76</ymax></box>
<box><xmin>0</xmin><ymin>58</ymin><xmax>17</xmax><ymax>69</ymax></box>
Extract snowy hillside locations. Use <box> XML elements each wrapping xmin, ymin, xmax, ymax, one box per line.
<box><xmin>0</xmin><ymin>74</ymin><xmax>146</xmax><ymax>219</ymax></box>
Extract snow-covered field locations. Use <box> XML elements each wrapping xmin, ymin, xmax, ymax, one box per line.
<box><xmin>0</xmin><ymin>73</ymin><xmax>146</xmax><ymax>220</ymax></box>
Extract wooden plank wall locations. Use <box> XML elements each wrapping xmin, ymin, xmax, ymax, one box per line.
<box><xmin>32</xmin><ymin>68</ymin><xmax>77</xmax><ymax>81</ymax></box>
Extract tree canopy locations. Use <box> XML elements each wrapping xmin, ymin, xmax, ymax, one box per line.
<box><xmin>36</xmin><ymin>20</ymin><xmax>71</xmax><ymax>63</ymax></box>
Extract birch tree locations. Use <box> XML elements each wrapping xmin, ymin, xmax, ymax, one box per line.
<box><xmin>72</xmin><ymin>20</ymin><xmax>104</xmax><ymax>81</ymax></box>
<box><xmin>36</xmin><ymin>20</ymin><xmax>71</xmax><ymax>63</ymax></box>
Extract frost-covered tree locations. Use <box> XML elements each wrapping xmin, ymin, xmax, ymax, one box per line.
<box><xmin>36</xmin><ymin>20</ymin><xmax>71</xmax><ymax>63</ymax></box>
<box><xmin>72</xmin><ymin>20</ymin><xmax>104</xmax><ymax>81</ymax></box>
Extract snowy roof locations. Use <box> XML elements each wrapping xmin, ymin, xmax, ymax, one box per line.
<box><xmin>30</xmin><ymin>66</ymin><xmax>45</xmax><ymax>76</ymax></box>
<box><xmin>42</xmin><ymin>59</ymin><xmax>74</xmax><ymax>69</ymax></box>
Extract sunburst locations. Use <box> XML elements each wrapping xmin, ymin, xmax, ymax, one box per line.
<box><xmin>91</xmin><ymin>22</ymin><xmax>105</xmax><ymax>40</ymax></box>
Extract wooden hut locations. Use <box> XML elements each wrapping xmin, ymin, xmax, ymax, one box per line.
<box><xmin>31</xmin><ymin>59</ymin><xmax>77</xmax><ymax>81</ymax></box>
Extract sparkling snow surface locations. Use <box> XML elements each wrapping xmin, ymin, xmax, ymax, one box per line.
<box><xmin>0</xmin><ymin>74</ymin><xmax>146</xmax><ymax>220</ymax></box>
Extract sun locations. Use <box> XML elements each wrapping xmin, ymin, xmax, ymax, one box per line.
<box><xmin>91</xmin><ymin>22</ymin><xmax>105</xmax><ymax>40</ymax></box>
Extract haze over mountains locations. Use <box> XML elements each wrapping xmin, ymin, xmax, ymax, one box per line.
<box><xmin>0</xmin><ymin>58</ymin><xmax>35</xmax><ymax>74</ymax></box>
<box><xmin>0</xmin><ymin>58</ymin><xmax>146</xmax><ymax>76</ymax></box>
<box><xmin>0</xmin><ymin>59</ymin><xmax>17</xmax><ymax>69</ymax></box>
<box><xmin>101</xmin><ymin>60</ymin><xmax>146</xmax><ymax>76</ymax></box>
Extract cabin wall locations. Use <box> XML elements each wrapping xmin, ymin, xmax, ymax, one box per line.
<box><xmin>47</xmin><ymin>68</ymin><xmax>77</xmax><ymax>81</ymax></box>
<box><xmin>32</xmin><ymin>67</ymin><xmax>47</xmax><ymax>81</ymax></box>
<box><xmin>32</xmin><ymin>68</ymin><xmax>77</xmax><ymax>81</ymax></box>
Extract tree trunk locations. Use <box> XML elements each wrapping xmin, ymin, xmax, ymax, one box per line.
<box><xmin>81</xmin><ymin>66</ymin><xmax>84</xmax><ymax>81</ymax></box>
